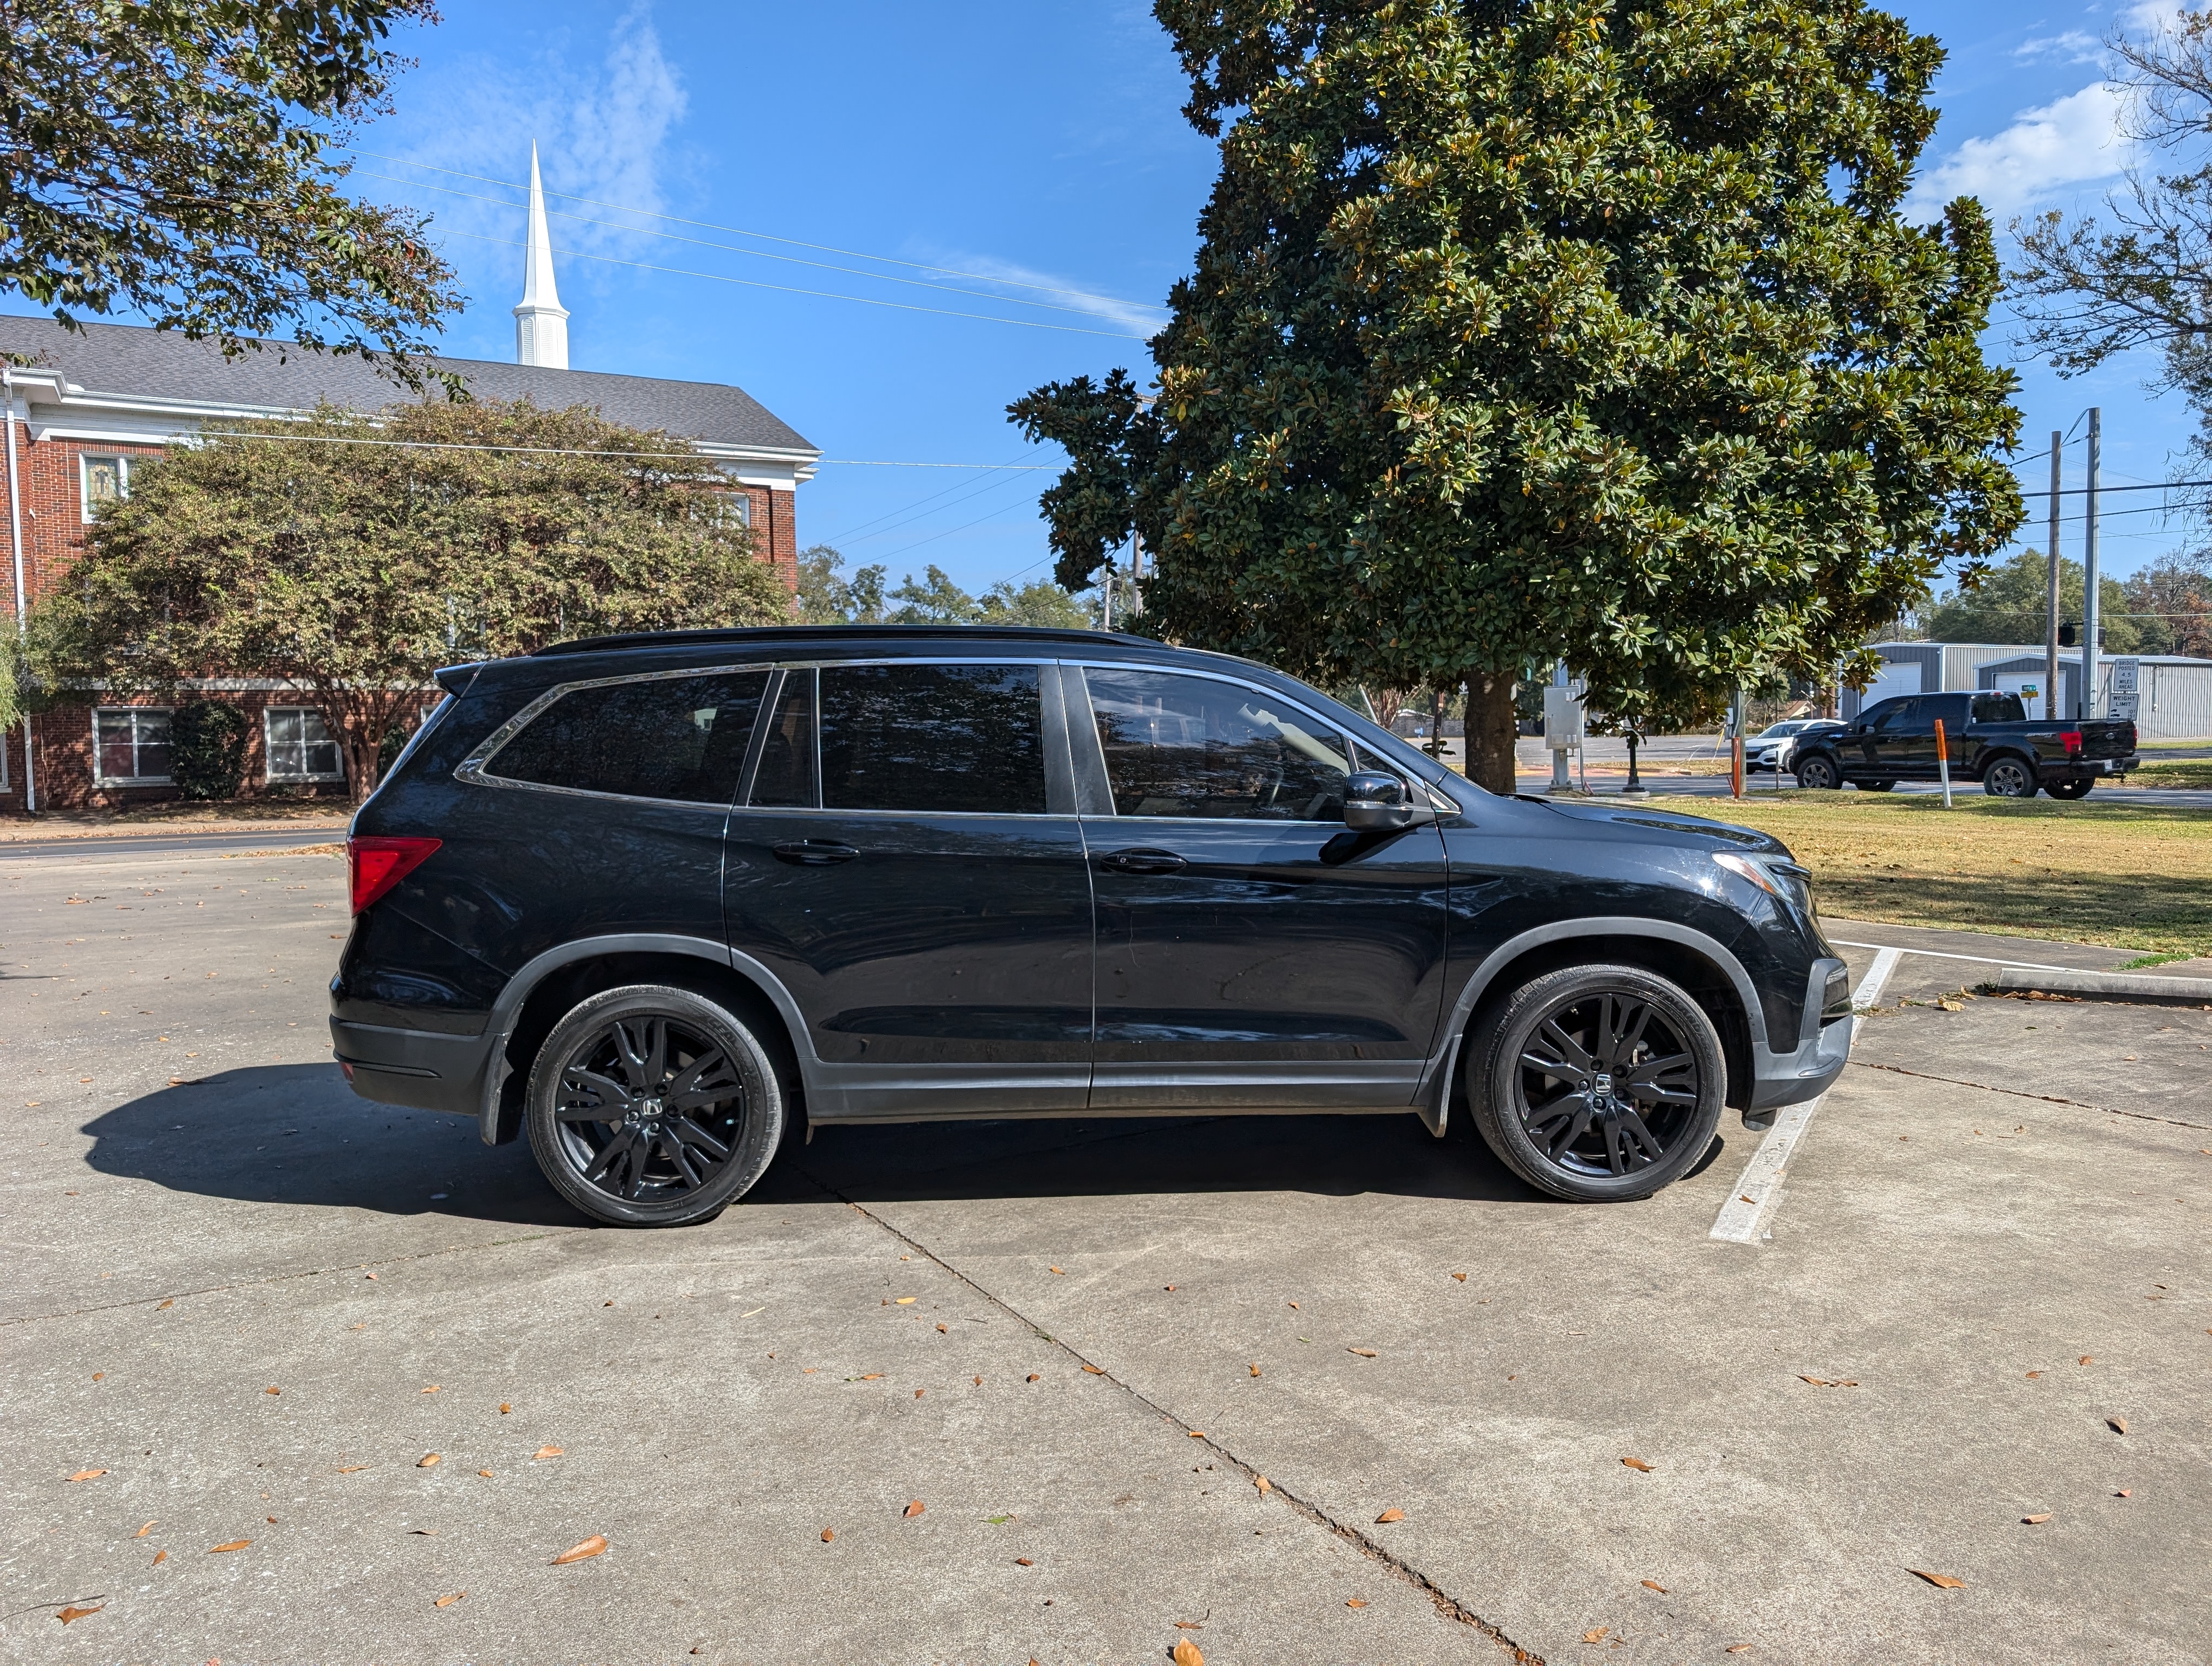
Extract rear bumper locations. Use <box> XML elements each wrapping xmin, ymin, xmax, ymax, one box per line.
<box><xmin>2041</xmin><ymin>753</ymin><xmax>2137</xmax><ymax>778</ymax></box>
<box><xmin>332</xmin><ymin>1017</ymin><xmax>493</xmax><ymax>1117</ymax></box>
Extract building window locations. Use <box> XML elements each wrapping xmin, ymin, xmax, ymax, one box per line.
<box><xmin>710</xmin><ymin>491</ymin><xmax>751</xmax><ymax>530</ymax></box>
<box><xmin>265</xmin><ymin>708</ymin><xmax>345</xmax><ymax>782</ymax></box>
<box><xmin>94</xmin><ymin>708</ymin><xmax>173</xmax><ymax>784</ymax></box>
<box><xmin>81</xmin><ymin>454</ymin><xmax>130</xmax><ymax>521</ymax></box>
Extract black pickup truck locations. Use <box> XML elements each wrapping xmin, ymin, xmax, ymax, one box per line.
<box><xmin>1790</xmin><ymin>691</ymin><xmax>2138</xmax><ymax>799</ymax></box>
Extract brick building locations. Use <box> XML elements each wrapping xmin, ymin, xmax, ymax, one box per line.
<box><xmin>2</xmin><ymin>163</ymin><xmax>818</xmax><ymax>812</ymax></box>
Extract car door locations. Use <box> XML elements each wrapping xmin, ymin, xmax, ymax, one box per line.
<box><xmin>1856</xmin><ymin>698</ymin><xmax>1921</xmax><ymax>778</ymax></box>
<box><xmin>1069</xmin><ymin>662</ymin><xmax>1450</xmax><ymax>1110</ymax></box>
<box><xmin>721</xmin><ymin>659</ymin><xmax>1095</xmax><ymax>1119</ymax></box>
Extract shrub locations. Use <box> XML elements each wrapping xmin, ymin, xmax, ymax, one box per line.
<box><xmin>171</xmin><ymin>700</ymin><xmax>247</xmax><ymax>800</ymax></box>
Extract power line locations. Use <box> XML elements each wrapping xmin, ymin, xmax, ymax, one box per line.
<box><xmin>356</xmin><ymin>170</ymin><xmax>1164</xmax><ymax>327</ymax></box>
<box><xmin>127</xmin><ymin>427</ymin><xmax>1041</xmax><ymax>471</ymax></box>
<box><xmin>352</xmin><ymin>150</ymin><xmax>1164</xmax><ymax>312</ymax></box>
<box><xmin>438</xmin><ymin>226</ymin><xmax>1149</xmax><ymax>339</ymax></box>
<box><xmin>839</xmin><ymin>461</ymin><xmax>1048</xmax><ymax>548</ymax></box>
<box><xmin>2019</xmin><ymin>476</ymin><xmax>2212</xmax><ymax>498</ymax></box>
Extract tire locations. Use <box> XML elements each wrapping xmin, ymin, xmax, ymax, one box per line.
<box><xmin>2046</xmin><ymin>777</ymin><xmax>2093</xmax><ymax>800</ymax></box>
<box><xmin>1982</xmin><ymin>755</ymin><xmax>2039</xmax><ymax>798</ymax></box>
<box><xmin>1861</xmin><ymin>779</ymin><xmax>1896</xmax><ymax>792</ymax></box>
<box><xmin>525</xmin><ymin>984</ymin><xmax>786</xmax><ymax>1227</ymax></box>
<box><xmin>1466</xmin><ymin>964</ymin><xmax>1727</xmax><ymax>1202</ymax></box>
<box><xmin>1795</xmin><ymin>754</ymin><xmax>1841</xmax><ymax>790</ymax></box>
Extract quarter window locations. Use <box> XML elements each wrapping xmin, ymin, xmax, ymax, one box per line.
<box><xmin>819</xmin><ymin>663</ymin><xmax>1047</xmax><ymax>815</ymax></box>
<box><xmin>487</xmin><ymin>671</ymin><xmax>768</xmax><ymax>804</ymax></box>
<box><xmin>1084</xmin><ymin>668</ymin><xmax>1351</xmax><ymax>821</ymax></box>
<box><xmin>81</xmin><ymin>454</ymin><xmax>130</xmax><ymax>520</ymax></box>
<box><xmin>264</xmin><ymin>708</ymin><xmax>345</xmax><ymax>781</ymax></box>
<box><xmin>1971</xmin><ymin>692</ymin><xmax>2026</xmax><ymax>723</ymax></box>
<box><xmin>94</xmin><ymin>708</ymin><xmax>173</xmax><ymax>784</ymax></box>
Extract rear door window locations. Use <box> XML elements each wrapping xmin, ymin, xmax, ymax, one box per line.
<box><xmin>1083</xmin><ymin>667</ymin><xmax>1351</xmax><ymax>821</ymax></box>
<box><xmin>1869</xmin><ymin>699</ymin><xmax>1920</xmax><ymax>731</ymax></box>
<box><xmin>819</xmin><ymin>663</ymin><xmax>1047</xmax><ymax>814</ymax></box>
<box><xmin>486</xmin><ymin>671</ymin><xmax>767</xmax><ymax>804</ymax></box>
<box><xmin>1972</xmin><ymin>692</ymin><xmax>2027</xmax><ymax>723</ymax></box>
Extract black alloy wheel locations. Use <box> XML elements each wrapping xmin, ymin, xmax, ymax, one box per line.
<box><xmin>525</xmin><ymin>984</ymin><xmax>784</xmax><ymax>1227</ymax></box>
<box><xmin>2046</xmin><ymin>777</ymin><xmax>2093</xmax><ymax>800</ymax></box>
<box><xmin>1795</xmin><ymin>754</ymin><xmax>1841</xmax><ymax>790</ymax></box>
<box><xmin>1468</xmin><ymin>964</ymin><xmax>1726</xmax><ymax>1202</ymax></box>
<box><xmin>1982</xmin><ymin>756</ymin><xmax>2039</xmax><ymax>798</ymax></box>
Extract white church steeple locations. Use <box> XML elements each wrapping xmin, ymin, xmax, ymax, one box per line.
<box><xmin>513</xmin><ymin>142</ymin><xmax>569</xmax><ymax>369</ymax></box>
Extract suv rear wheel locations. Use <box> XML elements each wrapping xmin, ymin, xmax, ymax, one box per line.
<box><xmin>1794</xmin><ymin>754</ymin><xmax>1840</xmax><ymax>790</ymax></box>
<box><xmin>2045</xmin><ymin>777</ymin><xmax>2093</xmax><ymax>800</ymax></box>
<box><xmin>525</xmin><ymin>984</ymin><xmax>785</xmax><ymax>1227</ymax></box>
<box><xmin>1467</xmin><ymin>964</ymin><xmax>1726</xmax><ymax>1202</ymax></box>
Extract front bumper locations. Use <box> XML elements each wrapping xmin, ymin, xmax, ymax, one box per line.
<box><xmin>1746</xmin><ymin>956</ymin><xmax>1852</xmax><ymax>1112</ymax></box>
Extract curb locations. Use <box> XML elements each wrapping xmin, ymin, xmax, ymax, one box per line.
<box><xmin>1985</xmin><ymin>967</ymin><xmax>2212</xmax><ymax>1006</ymax></box>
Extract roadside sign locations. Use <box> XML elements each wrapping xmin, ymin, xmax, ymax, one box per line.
<box><xmin>2108</xmin><ymin>656</ymin><xmax>2141</xmax><ymax>723</ymax></box>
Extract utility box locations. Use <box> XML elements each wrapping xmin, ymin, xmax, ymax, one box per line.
<box><xmin>1543</xmin><ymin>685</ymin><xmax>1586</xmax><ymax>749</ymax></box>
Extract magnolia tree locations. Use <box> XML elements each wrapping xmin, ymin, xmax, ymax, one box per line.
<box><xmin>1013</xmin><ymin>0</ymin><xmax>2024</xmax><ymax>792</ymax></box>
<box><xmin>34</xmin><ymin>399</ymin><xmax>790</xmax><ymax>800</ymax></box>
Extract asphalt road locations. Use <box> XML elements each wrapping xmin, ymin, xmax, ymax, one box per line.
<box><xmin>3</xmin><ymin>844</ymin><xmax>2207</xmax><ymax>1664</ymax></box>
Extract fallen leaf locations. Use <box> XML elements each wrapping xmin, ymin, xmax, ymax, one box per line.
<box><xmin>152</xmin><ymin>1549</ymin><xmax>166</xmax><ymax>1565</ymax></box>
<box><xmin>1641</xmin><ymin>1580</ymin><xmax>1667</xmax><ymax>1593</ymax></box>
<box><xmin>1249</xmin><ymin>1363</ymin><xmax>1262</xmax><ymax>1377</ymax></box>
<box><xmin>2109</xmin><ymin>1417</ymin><xmax>2130</xmax><ymax>1435</ymax></box>
<box><xmin>896</xmin><ymin>1297</ymin><xmax>916</xmax><ymax>1305</ymax></box>
<box><xmin>92</xmin><ymin>1372</ymin><xmax>104</xmax><ymax>1381</ymax></box>
<box><xmin>1188</xmin><ymin>1429</ymin><xmax>1206</xmax><ymax>1438</ymax></box>
<box><xmin>416</xmin><ymin>1453</ymin><xmax>440</xmax><ymax>1468</ymax></box>
<box><xmin>209</xmin><ymin>1540</ymin><xmax>251</xmax><ymax>1553</ymax></box>
<box><xmin>1799</xmin><ymin>1375</ymin><xmax>1829</xmax><ymax>1386</ymax></box>
<box><xmin>936</xmin><ymin>1323</ymin><xmax>948</xmax><ymax>1333</ymax></box>
<box><xmin>421</xmin><ymin>1385</ymin><xmax>440</xmax><ymax>1394</ymax></box>
<box><xmin>2117</xmin><ymin>1489</ymin><xmax>2132</xmax><ymax>1497</ymax></box>
<box><xmin>2079</xmin><ymin>1357</ymin><xmax>2093</xmax><ymax>1367</ymax></box>
<box><xmin>1026</xmin><ymin>1373</ymin><xmax>1040</xmax><ymax>1382</ymax></box>
<box><xmin>56</xmin><ymin>1605</ymin><xmax>103</xmax><ymax>1625</ymax></box>
<box><xmin>335</xmin><ymin>1465</ymin><xmax>368</xmax><ymax>1473</ymax></box>
<box><xmin>408</xmin><ymin>1528</ymin><xmax>439</xmax><ymax>1536</ymax></box>
<box><xmin>2023</xmin><ymin>1513</ymin><xmax>2052</xmax><ymax>1524</ymax></box>
<box><xmin>1375</xmin><ymin>1507</ymin><xmax>1405</xmax><ymax>1523</ymax></box>
<box><xmin>973</xmin><ymin>1375</ymin><xmax>982</xmax><ymax>1385</ymax></box>
<box><xmin>1255</xmin><ymin>1475</ymin><xmax>1272</xmax><ymax>1495</ymax></box>
<box><xmin>1287</xmin><ymin>1300</ymin><xmax>1299</xmax><ymax>1309</ymax></box>
<box><xmin>858</xmin><ymin>1373</ymin><xmax>884</xmax><ymax>1382</ymax></box>
<box><xmin>1909</xmin><ymin>1570</ymin><xmax>1964</xmax><ymax>1589</ymax></box>
<box><xmin>1452</xmin><ymin>1272</ymin><xmax>1467</xmax><ymax>1281</ymax></box>
<box><xmin>915</xmin><ymin>1389</ymin><xmax>924</xmax><ymax>1399</ymax></box>
<box><xmin>1584</xmin><ymin>1627</ymin><xmax>1611</xmax><ymax>1643</ymax></box>
<box><xmin>434</xmin><ymin>1592</ymin><xmax>464</xmax><ymax>1609</ymax></box>
<box><xmin>1173</xmin><ymin>1638</ymin><xmax>1205</xmax><ymax>1666</ymax></box>
<box><xmin>903</xmin><ymin>1499</ymin><xmax>925</xmax><ymax>1518</ymax></box>
<box><xmin>158</xmin><ymin>1299</ymin><xmax>173</xmax><ymax>1309</ymax></box>
<box><xmin>477</xmin><ymin>1469</ymin><xmax>493</xmax><ymax>1478</ymax></box>
<box><xmin>67</xmin><ymin>1469</ymin><xmax>108</xmax><ymax>1482</ymax></box>
<box><xmin>2026</xmin><ymin>1370</ymin><xmax>2042</xmax><ymax>1379</ymax></box>
<box><xmin>1049</xmin><ymin>1266</ymin><xmax>1064</xmax><ymax>1274</ymax></box>
<box><xmin>365</xmin><ymin>1273</ymin><xmax>377</xmax><ymax>1281</ymax></box>
<box><xmin>1348</xmin><ymin>1348</ymin><xmax>1378</xmax><ymax>1359</ymax></box>
<box><xmin>1082</xmin><ymin>1364</ymin><xmax>1105</xmax><ymax>1375</ymax></box>
<box><xmin>1726</xmin><ymin>1646</ymin><xmax>1753</xmax><ymax>1655</ymax></box>
<box><xmin>1345</xmin><ymin>1598</ymin><xmax>1367</xmax><ymax>1609</ymax></box>
<box><xmin>533</xmin><ymin>1446</ymin><xmax>564</xmax><ymax>1460</ymax></box>
<box><xmin>499</xmin><ymin>1402</ymin><xmax>512</xmax><ymax>1414</ymax></box>
<box><xmin>135</xmin><ymin>1521</ymin><xmax>156</xmax><ymax>1537</ymax></box>
<box><xmin>265</xmin><ymin>1386</ymin><xmax>280</xmax><ymax>1395</ymax></box>
<box><xmin>551</xmin><ymin>1535</ymin><xmax>608</xmax><ymax>1565</ymax></box>
<box><xmin>1621</xmin><ymin>1457</ymin><xmax>1653</xmax><ymax>1472</ymax></box>
<box><xmin>821</xmin><ymin>1528</ymin><xmax>834</xmax><ymax>1542</ymax></box>
<box><xmin>1017</xmin><ymin>1555</ymin><xmax>1034</xmax><ymax>1566</ymax></box>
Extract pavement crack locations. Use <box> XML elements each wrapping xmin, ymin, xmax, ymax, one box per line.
<box><xmin>1846</xmin><ymin>1060</ymin><xmax>2211</xmax><ymax>1130</ymax></box>
<box><xmin>808</xmin><ymin>1170</ymin><xmax>1542</xmax><ymax>1664</ymax></box>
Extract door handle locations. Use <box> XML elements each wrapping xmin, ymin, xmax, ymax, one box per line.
<box><xmin>773</xmin><ymin>840</ymin><xmax>860</xmax><ymax>866</ymax></box>
<box><xmin>1099</xmin><ymin>848</ymin><xmax>1187</xmax><ymax>875</ymax></box>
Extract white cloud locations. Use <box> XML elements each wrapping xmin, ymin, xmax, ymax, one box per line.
<box><xmin>2013</xmin><ymin>29</ymin><xmax>2103</xmax><ymax>64</ymax></box>
<box><xmin>1906</xmin><ymin>81</ymin><xmax>2134</xmax><ymax>220</ymax></box>
<box><xmin>902</xmin><ymin>249</ymin><xmax>1171</xmax><ymax>335</ymax></box>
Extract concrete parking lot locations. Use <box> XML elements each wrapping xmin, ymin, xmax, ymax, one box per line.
<box><xmin>3</xmin><ymin>839</ymin><xmax>2207</xmax><ymax>1664</ymax></box>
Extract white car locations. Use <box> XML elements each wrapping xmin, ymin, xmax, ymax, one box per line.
<box><xmin>1745</xmin><ymin>719</ymin><xmax>1844</xmax><ymax>773</ymax></box>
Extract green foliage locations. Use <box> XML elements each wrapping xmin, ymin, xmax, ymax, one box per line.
<box><xmin>31</xmin><ymin>400</ymin><xmax>789</xmax><ymax>800</ymax></box>
<box><xmin>0</xmin><ymin>627</ymin><xmax>20</xmax><ymax>735</ymax></box>
<box><xmin>170</xmin><ymin>699</ymin><xmax>248</xmax><ymax>799</ymax></box>
<box><xmin>1922</xmin><ymin>547</ymin><xmax>2147</xmax><ymax>652</ymax></box>
<box><xmin>1013</xmin><ymin>0</ymin><xmax>2023</xmax><ymax>789</ymax></box>
<box><xmin>796</xmin><ymin>545</ymin><xmax>1091</xmax><ymax>629</ymax></box>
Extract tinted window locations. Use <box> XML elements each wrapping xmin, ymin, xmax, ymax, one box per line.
<box><xmin>820</xmin><ymin>663</ymin><xmax>1047</xmax><ymax>815</ymax></box>
<box><xmin>489</xmin><ymin>671</ymin><xmax>766</xmax><ymax>804</ymax></box>
<box><xmin>1868</xmin><ymin>699</ymin><xmax>1919</xmax><ymax>731</ymax></box>
<box><xmin>1085</xmin><ymin>668</ymin><xmax>1350</xmax><ymax>821</ymax></box>
<box><xmin>1972</xmin><ymin>692</ymin><xmax>2027</xmax><ymax>723</ymax></box>
<box><xmin>749</xmin><ymin>670</ymin><xmax>817</xmax><ymax>808</ymax></box>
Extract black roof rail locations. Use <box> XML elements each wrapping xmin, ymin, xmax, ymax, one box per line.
<box><xmin>531</xmin><ymin>625</ymin><xmax>1161</xmax><ymax>658</ymax></box>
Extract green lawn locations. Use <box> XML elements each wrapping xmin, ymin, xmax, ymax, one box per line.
<box><xmin>1652</xmin><ymin>792</ymin><xmax>2212</xmax><ymax>954</ymax></box>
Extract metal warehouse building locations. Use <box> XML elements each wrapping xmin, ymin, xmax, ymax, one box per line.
<box><xmin>1843</xmin><ymin>643</ymin><xmax>2212</xmax><ymax>741</ymax></box>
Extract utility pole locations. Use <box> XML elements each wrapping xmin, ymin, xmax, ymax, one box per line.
<box><xmin>2082</xmin><ymin>408</ymin><xmax>2101</xmax><ymax>719</ymax></box>
<box><xmin>2045</xmin><ymin>430</ymin><xmax>2061</xmax><ymax>721</ymax></box>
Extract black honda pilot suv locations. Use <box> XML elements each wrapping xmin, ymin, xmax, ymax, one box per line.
<box><xmin>335</xmin><ymin>627</ymin><xmax>1852</xmax><ymax>1225</ymax></box>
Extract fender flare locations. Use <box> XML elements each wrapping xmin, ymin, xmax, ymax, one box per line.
<box><xmin>475</xmin><ymin>933</ymin><xmax>822</xmax><ymax>1144</ymax></box>
<box><xmin>1415</xmin><ymin>917</ymin><xmax>1768</xmax><ymax>1135</ymax></box>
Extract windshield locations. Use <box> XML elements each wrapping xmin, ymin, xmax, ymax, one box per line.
<box><xmin>1757</xmin><ymin>722</ymin><xmax>1806</xmax><ymax>738</ymax></box>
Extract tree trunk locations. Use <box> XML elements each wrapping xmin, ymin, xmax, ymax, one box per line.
<box><xmin>1464</xmin><ymin>671</ymin><xmax>1519</xmax><ymax>795</ymax></box>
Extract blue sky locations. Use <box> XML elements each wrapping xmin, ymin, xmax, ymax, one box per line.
<box><xmin>20</xmin><ymin>1</ymin><xmax>2204</xmax><ymax>591</ymax></box>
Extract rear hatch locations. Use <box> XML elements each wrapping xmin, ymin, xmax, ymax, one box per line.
<box><xmin>2080</xmin><ymin>720</ymin><xmax>2136</xmax><ymax>761</ymax></box>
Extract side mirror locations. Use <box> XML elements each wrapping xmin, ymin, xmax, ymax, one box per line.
<box><xmin>1344</xmin><ymin>771</ymin><xmax>1436</xmax><ymax>831</ymax></box>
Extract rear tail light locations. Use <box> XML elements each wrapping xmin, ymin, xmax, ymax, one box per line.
<box><xmin>349</xmin><ymin>836</ymin><xmax>442</xmax><ymax>914</ymax></box>
<box><xmin>2057</xmin><ymin>729</ymin><xmax>2082</xmax><ymax>755</ymax></box>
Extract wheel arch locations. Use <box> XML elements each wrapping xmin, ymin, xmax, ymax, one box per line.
<box><xmin>475</xmin><ymin>935</ymin><xmax>817</xmax><ymax>1145</ymax></box>
<box><xmin>1975</xmin><ymin>746</ymin><xmax>2035</xmax><ymax>784</ymax></box>
<box><xmin>1425</xmin><ymin>919</ymin><xmax>1765</xmax><ymax>1129</ymax></box>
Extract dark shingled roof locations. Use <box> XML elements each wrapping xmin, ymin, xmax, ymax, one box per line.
<box><xmin>0</xmin><ymin>313</ymin><xmax>816</xmax><ymax>455</ymax></box>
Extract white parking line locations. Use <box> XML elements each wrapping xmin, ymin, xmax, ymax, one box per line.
<box><xmin>1827</xmin><ymin>938</ymin><xmax>2073</xmax><ymax>973</ymax></box>
<box><xmin>1708</xmin><ymin>948</ymin><xmax>1901</xmax><ymax>1245</ymax></box>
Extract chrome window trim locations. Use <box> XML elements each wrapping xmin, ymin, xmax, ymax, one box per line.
<box><xmin>1064</xmin><ymin>658</ymin><xmax>1370</xmax><ymax>823</ymax></box>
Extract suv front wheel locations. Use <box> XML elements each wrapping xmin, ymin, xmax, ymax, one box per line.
<box><xmin>525</xmin><ymin>984</ymin><xmax>786</xmax><ymax>1227</ymax></box>
<box><xmin>1467</xmin><ymin>964</ymin><xmax>1727</xmax><ymax>1202</ymax></box>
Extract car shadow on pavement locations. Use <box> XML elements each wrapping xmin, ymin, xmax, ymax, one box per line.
<box><xmin>79</xmin><ymin>1063</ymin><xmax>587</xmax><ymax>1227</ymax></box>
<box><xmin>768</xmin><ymin>1109</ymin><xmax>1562</xmax><ymax>1208</ymax></box>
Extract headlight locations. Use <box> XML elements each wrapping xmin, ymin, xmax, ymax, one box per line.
<box><xmin>1713</xmin><ymin>851</ymin><xmax>1817</xmax><ymax>916</ymax></box>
